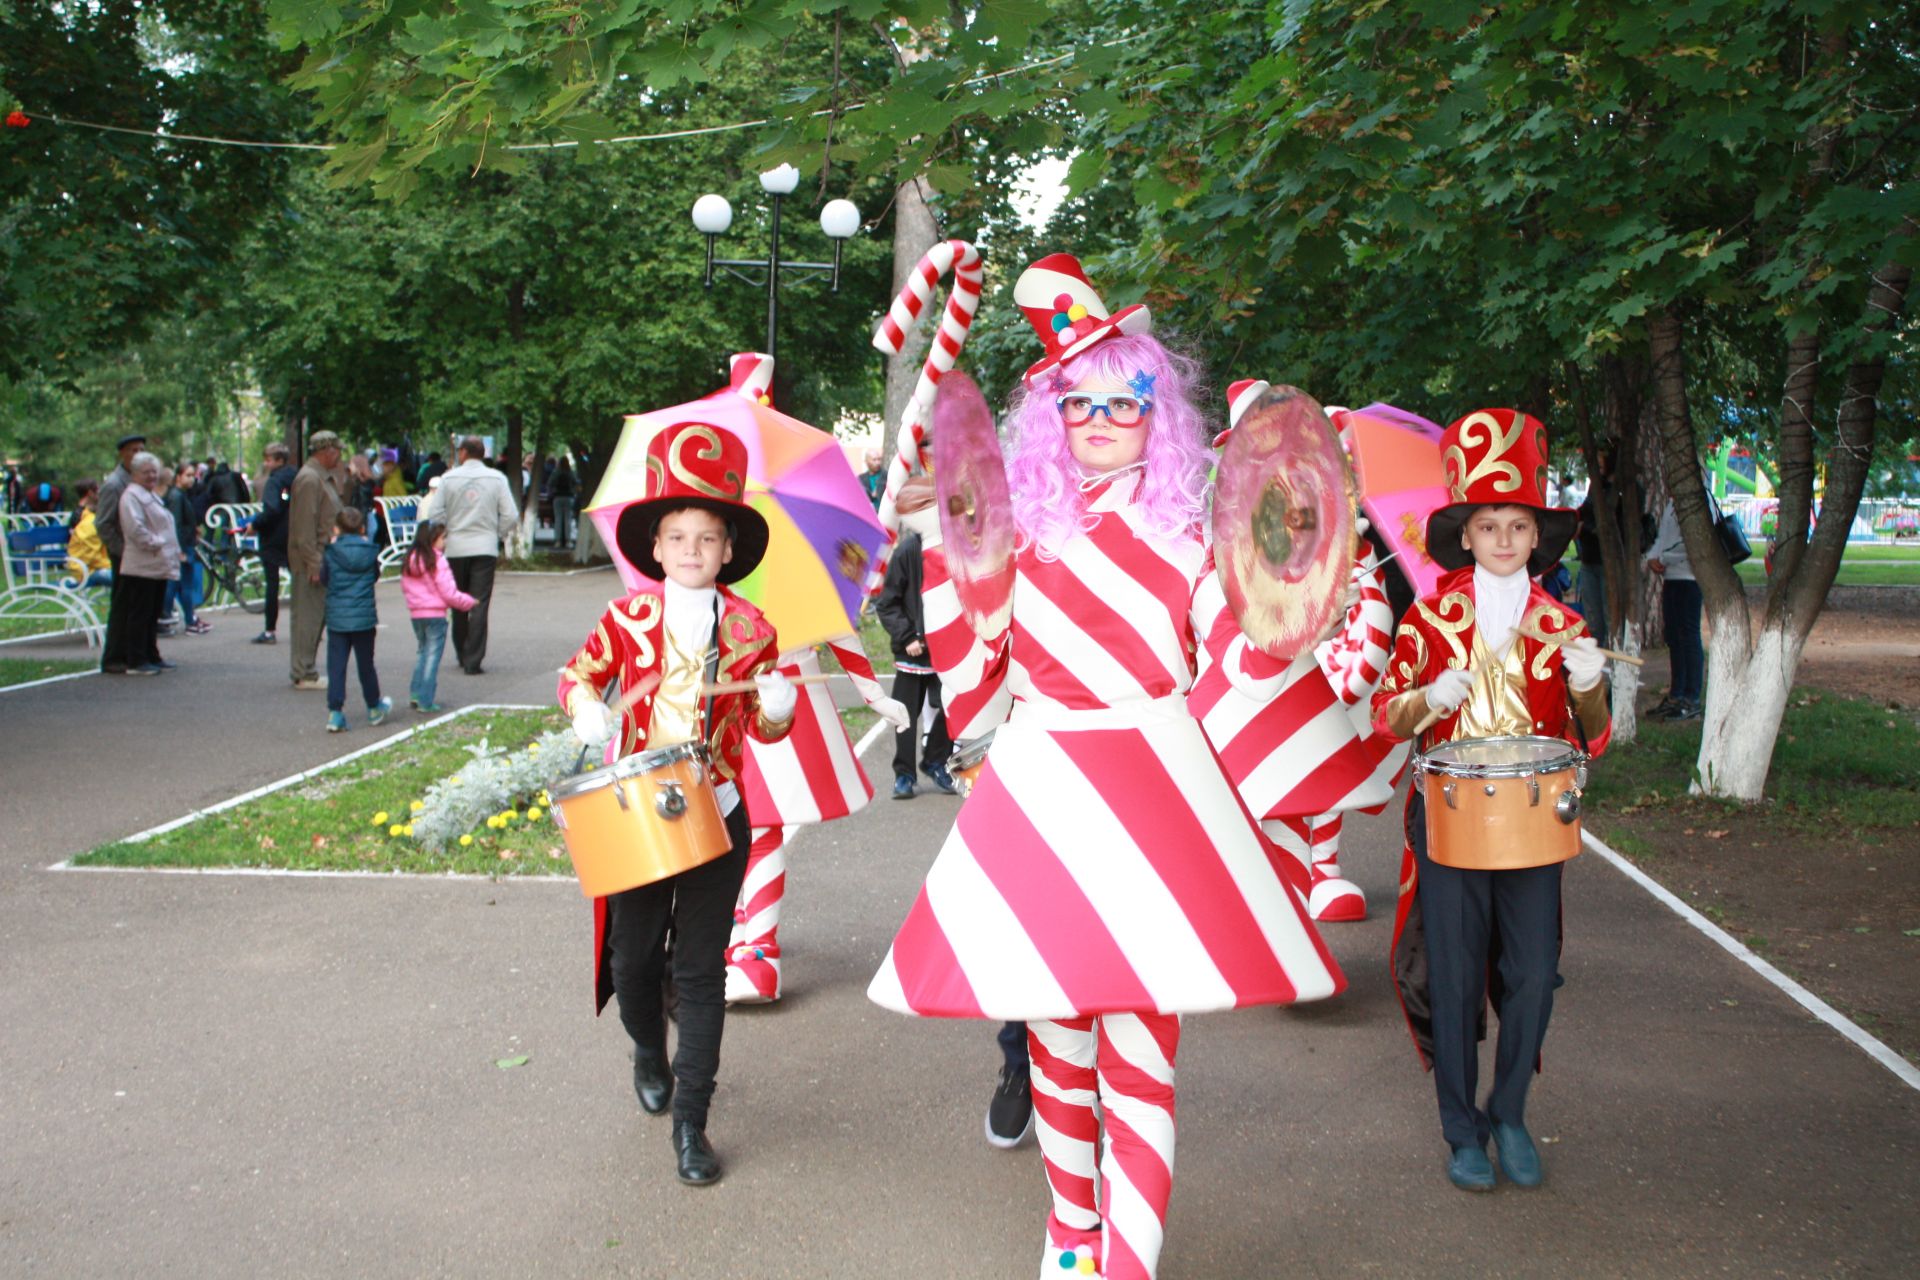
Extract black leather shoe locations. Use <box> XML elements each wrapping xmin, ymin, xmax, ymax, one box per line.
<box><xmin>671</xmin><ymin>1120</ymin><xmax>722</xmax><ymax>1186</ymax></box>
<box><xmin>633</xmin><ymin>1054</ymin><xmax>672</xmax><ymax>1116</ymax></box>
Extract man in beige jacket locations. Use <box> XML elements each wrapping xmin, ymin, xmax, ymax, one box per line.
<box><xmin>287</xmin><ymin>430</ymin><xmax>345</xmax><ymax>689</ymax></box>
<box><xmin>419</xmin><ymin>435</ymin><xmax>518</xmax><ymax>675</ymax></box>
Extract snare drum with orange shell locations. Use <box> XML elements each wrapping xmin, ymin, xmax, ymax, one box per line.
<box><xmin>945</xmin><ymin>729</ymin><xmax>997</xmax><ymax>797</ymax></box>
<box><xmin>550</xmin><ymin>741</ymin><xmax>730</xmax><ymax>898</ymax></box>
<box><xmin>1414</xmin><ymin>735</ymin><xmax>1587</xmax><ymax>871</ymax></box>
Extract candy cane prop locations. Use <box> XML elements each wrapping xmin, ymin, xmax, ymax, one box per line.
<box><xmin>871</xmin><ymin>239</ymin><xmax>984</xmax><ymax>547</ymax></box>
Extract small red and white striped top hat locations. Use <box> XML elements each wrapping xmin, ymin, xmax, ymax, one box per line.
<box><xmin>1013</xmin><ymin>252</ymin><xmax>1152</xmax><ymax>387</ymax></box>
<box><xmin>727</xmin><ymin>352</ymin><xmax>775</xmax><ymax>405</ymax></box>
<box><xmin>1212</xmin><ymin>378</ymin><xmax>1272</xmax><ymax>446</ymax></box>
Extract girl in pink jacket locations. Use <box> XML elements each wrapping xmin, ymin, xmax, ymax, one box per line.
<box><xmin>400</xmin><ymin>520</ymin><xmax>477</xmax><ymax>711</ymax></box>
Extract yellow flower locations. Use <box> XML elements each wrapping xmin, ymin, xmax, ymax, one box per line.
<box><xmin>402</xmin><ymin>825</ymin><xmax>414</xmax><ymax>837</ymax></box>
<box><xmin>372</xmin><ymin>811</ymin><xmax>390</xmax><ymax>826</ymax></box>
<box><xmin>526</xmin><ymin>806</ymin><xmax>543</xmax><ymax>821</ymax></box>
<box><xmin>409</xmin><ymin>800</ymin><xmax>425</xmax><ymax>813</ymax></box>
<box><xmin>388</xmin><ymin>824</ymin><xmax>404</xmax><ymax>837</ymax></box>
<box><xmin>459</xmin><ymin>834</ymin><xmax>474</xmax><ymax>847</ymax></box>
<box><xmin>504</xmin><ymin>809</ymin><xmax>519</xmax><ymax>821</ymax></box>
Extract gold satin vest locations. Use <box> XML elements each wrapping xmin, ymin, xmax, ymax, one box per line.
<box><xmin>1450</xmin><ymin>630</ymin><xmax>1535</xmax><ymax>742</ymax></box>
<box><xmin>645</xmin><ymin>626</ymin><xmax>710</xmax><ymax>750</ymax></box>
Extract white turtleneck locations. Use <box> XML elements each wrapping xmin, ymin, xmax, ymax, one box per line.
<box><xmin>1473</xmin><ymin>563</ymin><xmax>1531</xmax><ymax>658</ymax></box>
<box><xmin>663</xmin><ymin>578</ymin><xmax>718</xmax><ymax>651</ymax></box>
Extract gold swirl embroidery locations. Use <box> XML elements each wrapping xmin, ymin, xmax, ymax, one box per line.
<box><xmin>719</xmin><ymin>609</ymin><xmax>758</xmax><ymax>673</ymax></box>
<box><xmin>1415</xmin><ymin>591</ymin><xmax>1476</xmax><ymax>669</ymax></box>
<box><xmin>1443</xmin><ymin>411</ymin><xmax>1524</xmax><ymax>501</ymax></box>
<box><xmin>666</xmin><ymin>424</ymin><xmax>744</xmax><ymax>501</ymax></box>
<box><xmin>1523</xmin><ymin>601</ymin><xmax>1580</xmax><ymax>681</ymax></box>
<box><xmin>1388</xmin><ymin>620</ymin><xmax>1426</xmax><ymax>694</ymax></box>
<box><xmin>607</xmin><ymin>592</ymin><xmax>662</xmax><ymax>673</ymax></box>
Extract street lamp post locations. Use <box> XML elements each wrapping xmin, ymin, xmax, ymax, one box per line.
<box><xmin>692</xmin><ymin>164</ymin><xmax>862</xmax><ymax>366</ymax></box>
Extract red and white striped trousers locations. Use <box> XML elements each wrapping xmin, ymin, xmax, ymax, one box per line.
<box><xmin>1029</xmin><ymin>1013</ymin><xmax>1180</xmax><ymax>1280</ymax></box>
<box><xmin>1265</xmin><ymin>813</ymin><xmax>1344</xmax><ymax>876</ymax></box>
<box><xmin>724</xmin><ymin>826</ymin><xmax>787</xmax><ymax>1003</ymax></box>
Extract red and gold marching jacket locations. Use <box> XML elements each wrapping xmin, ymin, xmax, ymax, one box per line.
<box><xmin>1369</xmin><ymin>565</ymin><xmax>1611</xmax><ymax>1066</ymax></box>
<box><xmin>556</xmin><ymin>583</ymin><xmax>792</xmax><ymax>1014</ymax></box>
<box><xmin>556</xmin><ymin>582</ymin><xmax>792</xmax><ymax>785</ymax></box>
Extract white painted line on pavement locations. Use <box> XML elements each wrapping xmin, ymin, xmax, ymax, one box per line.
<box><xmin>854</xmin><ymin>718</ymin><xmax>890</xmax><ymax>757</ymax></box>
<box><xmin>47</xmin><ymin>703</ymin><xmax>545</xmax><ymax>863</ymax></box>
<box><xmin>0</xmin><ymin>668</ymin><xmax>97</xmax><ymax>694</ymax></box>
<box><xmin>1585</xmin><ymin>829</ymin><xmax>1920</xmax><ymax>1093</ymax></box>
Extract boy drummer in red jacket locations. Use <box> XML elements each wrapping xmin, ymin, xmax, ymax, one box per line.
<box><xmin>557</xmin><ymin>423</ymin><xmax>796</xmax><ymax>1187</ymax></box>
<box><xmin>1371</xmin><ymin>410</ymin><xmax>1611</xmax><ymax>1194</ymax></box>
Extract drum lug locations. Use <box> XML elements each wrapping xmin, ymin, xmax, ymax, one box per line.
<box><xmin>1575</xmin><ymin>763</ymin><xmax>1589</xmax><ymax>791</ymax></box>
<box><xmin>1442</xmin><ymin>781</ymin><xmax>1457</xmax><ymax>810</ymax></box>
<box><xmin>656</xmin><ymin>782</ymin><xmax>688</xmax><ymax>821</ymax></box>
<box><xmin>614</xmin><ymin>784</ymin><xmax>630</xmax><ymax>812</ymax></box>
<box><xmin>1527</xmin><ymin>776</ymin><xmax>1540</xmax><ymax>807</ymax></box>
<box><xmin>1555</xmin><ymin>789</ymin><xmax>1582</xmax><ymax>825</ymax></box>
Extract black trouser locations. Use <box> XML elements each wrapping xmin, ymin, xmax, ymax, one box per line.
<box><xmin>998</xmin><ymin>1020</ymin><xmax>1029</xmax><ymax>1072</ymax></box>
<box><xmin>326</xmin><ymin>628</ymin><xmax>381</xmax><ymax>713</ymax></box>
<box><xmin>120</xmin><ymin>576</ymin><xmax>168</xmax><ymax>669</ymax></box>
<box><xmin>100</xmin><ymin>552</ymin><xmax>130</xmax><ymax>670</ymax></box>
<box><xmin>1411</xmin><ymin>791</ymin><xmax>1563</xmax><ymax>1151</ymax></box>
<box><xmin>448</xmin><ymin>554</ymin><xmax>497</xmax><ymax>673</ymax></box>
<box><xmin>262</xmin><ymin>561</ymin><xmax>283</xmax><ymax>634</ymax></box>
<box><xmin>890</xmin><ymin>669</ymin><xmax>953</xmax><ymax>779</ymax></box>
<box><xmin>605</xmin><ymin>802</ymin><xmax>751</xmax><ymax>1129</ymax></box>
<box><xmin>1662</xmin><ymin>578</ymin><xmax>1704</xmax><ymax>703</ymax></box>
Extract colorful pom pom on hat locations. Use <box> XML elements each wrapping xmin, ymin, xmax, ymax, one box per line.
<box><xmin>1014</xmin><ymin>252</ymin><xmax>1151</xmax><ymax>388</ymax></box>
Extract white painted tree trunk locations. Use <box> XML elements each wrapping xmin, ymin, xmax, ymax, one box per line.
<box><xmin>1693</xmin><ymin>608</ymin><xmax>1804</xmax><ymax>801</ymax></box>
<box><xmin>571</xmin><ymin>518</ymin><xmax>604</xmax><ymax>566</ymax></box>
<box><xmin>1608</xmin><ymin>626</ymin><xmax>1643</xmax><ymax>744</ymax></box>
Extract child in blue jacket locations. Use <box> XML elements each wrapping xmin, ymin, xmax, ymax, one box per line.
<box><xmin>322</xmin><ymin>507</ymin><xmax>392</xmax><ymax>731</ymax></box>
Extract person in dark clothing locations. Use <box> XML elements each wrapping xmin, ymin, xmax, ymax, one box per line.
<box><xmin>549</xmin><ymin>457</ymin><xmax>576</xmax><ymax>548</ymax></box>
<box><xmin>160</xmin><ymin>464</ymin><xmax>208</xmax><ymax>634</ymax></box>
<box><xmin>94</xmin><ymin>433</ymin><xmax>147</xmax><ymax>673</ymax></box>
<box><xmin>252</xmin><ymin>444</ymin><xmax>298</xmax><ymax>644</ymax></box>
<box><xmin>415</xmin><ymin>451</ymin><xmax>447</xmax><ymax>491</ymax></box>
<box><xmin>320</xmin><ymin>506</ymin><xmax>391</xmax><ymax>731</ymax></box>
<box><xmin>204</xmin><ymin>461</ymin><xmax>249</xmax><ymax>508</ymax></box>
<box><xmin>874</xmin><ymin>475</ymin><xmax>956</xmax><ymax>799</ymax></box>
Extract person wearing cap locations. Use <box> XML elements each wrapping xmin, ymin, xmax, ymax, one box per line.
<box><xmin>288</xmin><ymin>431</ymin><xmax>346</xmax><ymax>689</ymax></box>
<box><xmin>1371</xmin><ymin>410</ymin><xmax>1612</xmax><ymax>1193</ymax></box>
<box><xmin>556</xmin><ymin>422</ymin><xmax>798</xmax><ymax>1188</ymax></box>
<box><xmin>868</xmin><ymin>253</ymin><xmax>1344</xmax><ymax>1279</ymax></box>
<box><xmin>94</xmin><ymin>432</ymin><xmax>147</xmax><ymax>673</ymax></box>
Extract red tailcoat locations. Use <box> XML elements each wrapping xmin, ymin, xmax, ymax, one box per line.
<box><xmin>1369</xmin><ymin>566</ymin><xmax>1611</xmax><ymax>1064</ymax></box>
<box><xmin>556</xmin><ymin>583</ymin><xmax>791</xmax><ymax>1011</ymax></box>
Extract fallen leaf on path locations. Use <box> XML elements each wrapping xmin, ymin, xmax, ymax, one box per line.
<box><xmin>1705</xmin><ymin>829</ymin><xmax>1729</xmax><ymax>839</ymax></box>
<box><xmin>495</xmin><ymin>1055</ymin><xmax>529</xmax><ymax>1070</ymax></box>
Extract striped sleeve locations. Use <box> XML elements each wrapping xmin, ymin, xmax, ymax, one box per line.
<box><xmin>1313</xmin><ymin>549</ymin><xmax>1393</xmax><ymax>708</ymax></box>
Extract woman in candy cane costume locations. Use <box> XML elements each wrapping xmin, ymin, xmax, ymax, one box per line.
<box><xmin>867</xmin><ymin>253</ymin><xmax>1343</xmax><ymax>1280</ymax></box>
<box><xmin>1196</xmin><ymin>382</ymin><xmax>1410</xmax><ymax>923</ymax></box>
<box><xmin>716</xmin><ymin>354</ymin><xmax>912</xmax><ymax>1005</ymax></box>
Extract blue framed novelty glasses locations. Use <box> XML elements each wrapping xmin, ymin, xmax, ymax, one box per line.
<box><xmin>1057</xmin><ymin>393</ymin><xmax>1151</xmax><ymax>427</ymax></box>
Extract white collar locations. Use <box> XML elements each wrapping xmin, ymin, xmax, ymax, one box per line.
<box><xmin>1472</xmin><ymin>563</ymin><xmax>1531</xmax><ymax>658</ymax></box>
<box><xmin>662</xmin><ymin>579</ymin><xmax>719</xmax><ymax>647</ymax></box>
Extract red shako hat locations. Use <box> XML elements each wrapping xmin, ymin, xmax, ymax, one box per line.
<box><xmin>615</xmin><ymin>422</ymin><xmax>770</xmax><ymax>585</ymax></box>
<box><xmin>1426</xmin><ymin>408</ymin><xmax>1576</xmax><ymax>577</ymax></box>
<box><xmin>1013</xmin><ymin>252</ymin><xmax>1152</xmax><ymax>387</ymax></box>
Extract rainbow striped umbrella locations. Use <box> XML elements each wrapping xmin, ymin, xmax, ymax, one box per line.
<box><xmin>586</xmin><ymin>361</ymin><xmax>887</xmax><ymax>652</ymax></box>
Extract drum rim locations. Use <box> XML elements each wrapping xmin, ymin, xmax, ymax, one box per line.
<box><xmin>946</xmin><ymin>728</ymin><xmax>997</xmax><ymax>772</ymax></box>
<box><xmin>1415</xmin><ymin>734</ymin><xmax>1583</xmax><ymax>779</ymax></box>
<box><xmin>551</xmin><ymin>739</ymin><xmax>712</xmax><ymax>799</ymax></box>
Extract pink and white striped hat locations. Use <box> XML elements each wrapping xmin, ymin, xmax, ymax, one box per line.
<box><xmin>1013</xmin><ymin>252</ymin><xmax>1151</xmax><ymax>387</ymax></box>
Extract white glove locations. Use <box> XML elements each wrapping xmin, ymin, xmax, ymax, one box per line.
<box><xmin>756</xmin><ymin>670</ymin><xmax>797</xmax><ymax>722</ymax></box>
<box><xmin>870</xmin><ymin>695</ymin><xmax>912</xmax><ymax>732</ymax></box>
<box><xmin>570</xmin><ymin>699</ymin><xmax>615</xmax><ymax>749</ymax></box>
<box><xmin>1425</xmin><ymin>667</ymin><xmax>1475</xmax><ymax>713</ymax></box>
<box><xmin>1354</xmin><ymin>514</ymin><xmax>1371</xmax><ymax>538</ymax></box>
<box><xmin>1561</xmin><ymin>635</ymin><xmax>1608</xmax><ymax>691</ymax></box>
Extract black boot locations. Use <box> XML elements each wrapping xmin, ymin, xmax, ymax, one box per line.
<box><xmin>671</xmin><ymin>1119</ymin><xmax>722</xmax><ymax>1186</ymax></box>
<box><xmin>633</xmin><ymin>1054</ymin><xmax>672</xmax><ymax>1116</ymax></box>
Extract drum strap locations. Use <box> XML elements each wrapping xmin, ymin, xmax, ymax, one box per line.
<box><xmin>700</xmin><ymin>598</ymin><xmax>722</xmax><ymax>746</ymax></box>
<box><xmin>1565</xmin><ymin>686</ymin><xmax>1591</xmax><ymax>756</ymax></box>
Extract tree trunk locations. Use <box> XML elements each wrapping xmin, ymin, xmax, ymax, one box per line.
<box><xmin>882</xmin><ymin>175</ymin><xmax>942</xmax><ymax>447</ymax></box>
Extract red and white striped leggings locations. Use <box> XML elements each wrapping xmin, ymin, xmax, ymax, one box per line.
<box><xmin>1029</xmin><ymin>1013</ymin><xmax>1181</xmax><ymax>1280</ymax></box>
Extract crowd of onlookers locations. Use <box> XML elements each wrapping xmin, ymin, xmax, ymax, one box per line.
<box><xmin>6</xmin><ymin>431</ymin><xmax>526</xmax><ymax>726</ymax></box>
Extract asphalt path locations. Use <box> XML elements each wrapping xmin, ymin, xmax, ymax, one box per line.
<box><xmin>2</xmin><ymin>571</ymin><xmax>1916</xmax><ymax>1277</ymax></box>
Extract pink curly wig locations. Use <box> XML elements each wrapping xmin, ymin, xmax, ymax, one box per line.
<box><xmin>1003</xmin><ymin>333</ymin><xmax>1215</xmax><ymax>558</ymax></box>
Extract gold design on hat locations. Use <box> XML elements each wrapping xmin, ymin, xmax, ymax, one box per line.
<box><xmin>1443</xmin><ymin>411</ymin><xmax>1523</xmax><ymax>502</ymax></box>
<box><xmin>666</xmin><ymin>424</ymin><xmax>745</xmax><ymax>501</ymax></box>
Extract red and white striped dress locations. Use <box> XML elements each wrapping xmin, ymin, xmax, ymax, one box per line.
<box><xmin>867</xmin><ymin>472</ymin><xmax>1345</xmax><ymax>1022</ymax></box>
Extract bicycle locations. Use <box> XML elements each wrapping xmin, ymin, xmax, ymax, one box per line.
<box><xmin>194</xmin><ymin>535</ymin><xmax>267</xmax><ymax>614</ymax></box>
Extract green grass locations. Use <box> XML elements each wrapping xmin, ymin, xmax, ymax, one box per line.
<box><xmin>1586</xmin><ymin>687</ymin><xmax>1920</xmax><ymax>832</ymax></box>
<box><xmin>73</xmin><ymin>705</ymin><xmax>884</xmax><ymax>875</ymax></box>
<box><xmin>1569</xmin><ymin>541</ymin><xmax>1920</xmax><ymax>587</ymax></box>
<box><xmin>0</xmin><ymin>655</ymin><xmax>94</xmax><ymax>688</ymax></box>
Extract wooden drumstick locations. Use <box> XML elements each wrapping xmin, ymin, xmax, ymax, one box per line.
<box><xmin>1516</xmin><ymin>624</ymin><xmax>1645</xmax><ymax>668</ymax></box>
<box><xmin>700</xmin><ymin>672</ymin><xmax>841</xmax><ymax>697</ymax></box>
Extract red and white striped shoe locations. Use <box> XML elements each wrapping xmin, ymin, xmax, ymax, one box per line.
<box><xmin>1307</xmin><ymin>865</ymin><xmax>1367</xmax><ymax>922</ymax></box>
<box><xmin>724</xmin><ymin>943</ymin><xmax>781</xmax><ymax>1005</ymax></box>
